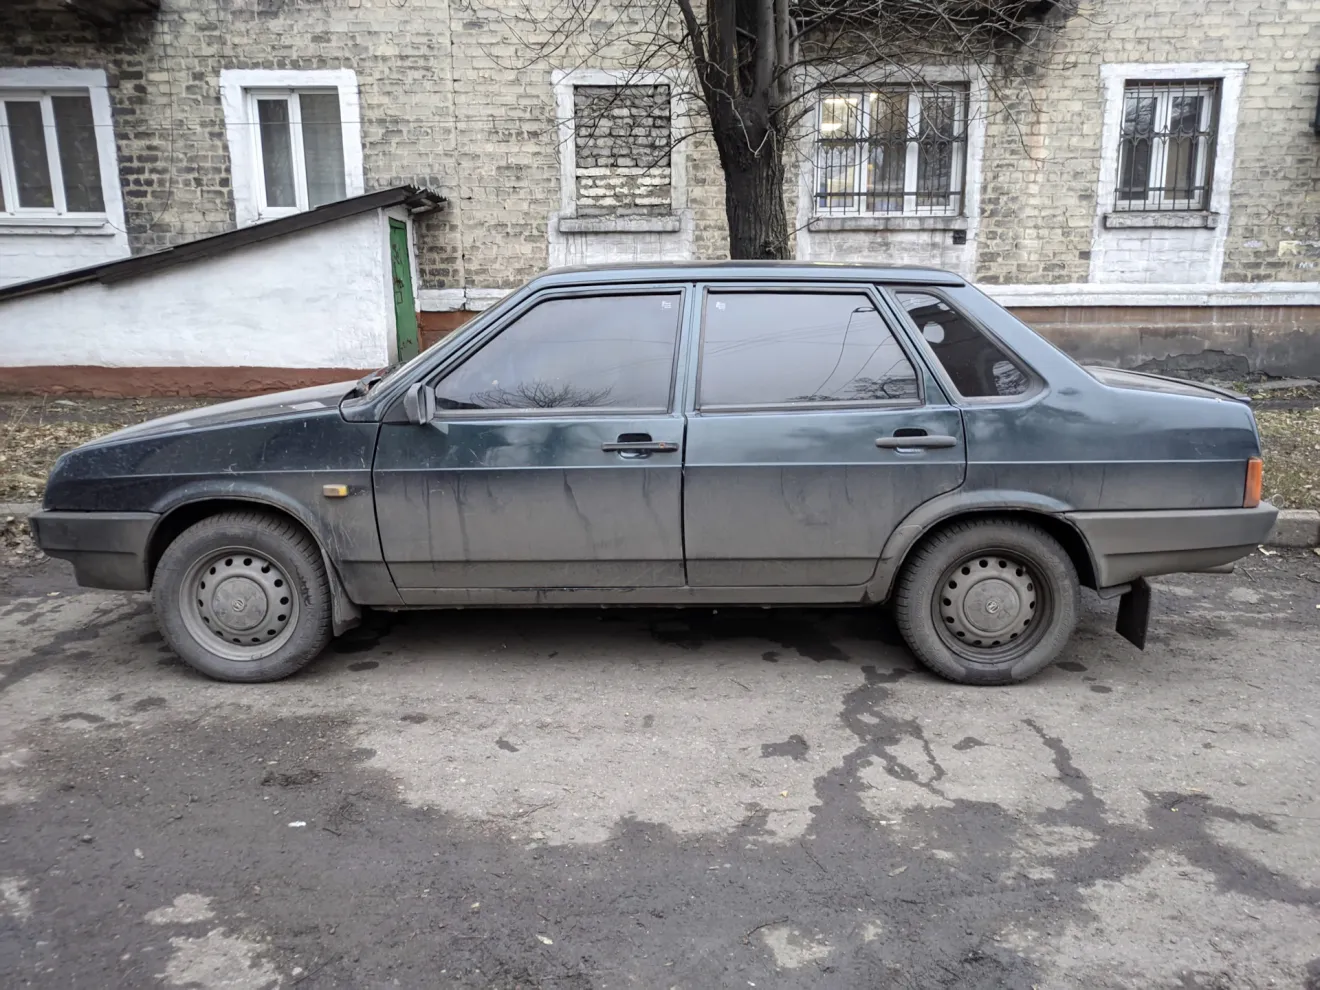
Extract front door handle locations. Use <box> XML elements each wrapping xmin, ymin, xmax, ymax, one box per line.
<box><xmin>875</xmin><ymin>435</ymin><xmax>958</xmax><ymax>449</ymax></box>
<box><xmin>602</xmin><ymin>440</ymin><xmax>680</xmax><ymax>454</ymax></box>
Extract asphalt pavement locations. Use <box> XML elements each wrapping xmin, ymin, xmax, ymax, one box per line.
<box><xmin>2</xmin><ymin>550</ymin><xmax>1319</xmax><ymax>990</ymax></box>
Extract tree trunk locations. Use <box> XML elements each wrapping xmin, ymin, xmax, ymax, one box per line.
<box><xmin>721</xmin><ymin>142</ymin><xmax>790</xmax><ymax>260</ymax></box>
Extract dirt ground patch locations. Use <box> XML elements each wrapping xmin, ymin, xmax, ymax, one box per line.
<box><xmin>1255</xmin><ymin>408</ymin><xmax>1320</xmax><ymax>510</ymax></box>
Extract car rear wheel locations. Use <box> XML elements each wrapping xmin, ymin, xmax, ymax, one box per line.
<box><xmin>893</xmin><ymin>518</ymin><xmax>1079</xmax><ymax>685</ymax></box>
<box><xmin>153</xmin><ymin>510</ymin><xmax>332</xmax><ymax>682</ymax></box>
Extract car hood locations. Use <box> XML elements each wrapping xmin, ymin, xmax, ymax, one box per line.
<box><xmin>86</xmin><ymin>380</ymin><xmax>359</xmax><ymax>446</ymax></box>
<box><xmin>1084</xmin><ymin>367</ymin><xmax>1250</xmax><ymax>403</ymax></box>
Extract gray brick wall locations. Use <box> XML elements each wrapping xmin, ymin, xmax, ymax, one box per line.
<box><xmin>975</xmin><ymin>0</ymin><xmax>1320</xmax><ymax>284</ymax></box>
<box><xmin>2</xmin><ymin>0</ymin><xmax>1318</xmax><ymax>295</ymax></box>
<box><xmin>573</xmin><ymin>84</ymin><xmax>672</xmax><ymax>217</ymax></box>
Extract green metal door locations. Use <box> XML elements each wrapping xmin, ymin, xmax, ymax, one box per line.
<box><xmin>389</xmin><ymin>218</ymin><xmax>420</xmax><ymax>362</ymax></box>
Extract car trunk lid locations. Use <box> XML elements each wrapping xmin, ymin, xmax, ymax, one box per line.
<box><xmin>1084</xmin><ymin>367</ymin><xmax>1251</xmax><ymax>404</ymax></box>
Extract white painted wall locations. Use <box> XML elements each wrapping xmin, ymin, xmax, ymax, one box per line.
<box><xmin>0</xmin><ymin>211</ymin><xmax>392</xmax><ymax>368</ymax></box>
<box><xmin>797</xmin><ymin>225</ymin><xmax>971</xmax><ymax>273</ymax></box>
<box><xmin>0</xmin><ymin>228</ymin><xmax>130</xmax><ymax>288</ymax></box>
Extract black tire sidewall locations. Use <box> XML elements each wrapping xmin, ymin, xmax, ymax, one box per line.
<box><xmin>895</xmin><ymin>520</ymin><xmax>1080</xmax><ymax>685</ymax></box>
<box><xmin>153</xmin><ymin>513</ymin><xmax>331</xmax><ymax>682</ymax></box>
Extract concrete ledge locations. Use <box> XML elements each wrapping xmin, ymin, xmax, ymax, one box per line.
<box><xmin>1268</xmin><ymin>509</ymin><xmax>1320</xmax><ymax>548</ymax></box>
<box><xmin>1104</xmin><ymin>211</ymin><xmax>1219</xmax><ymax>230</ymax></box>
<box><xmin>556</xmin><ymin>215</ymin><xmax>681</xmax><ymax>234</ymax></box>
<box><xmin>1</xmin><ymin>503</ymin><xmax>40</xmax><ymax>521</ymax></box>
<box><xmin>808</xmin><ymin>215</ymin><xmax>969</xmax><ymax>233</ymax></box>
<box><xmin>984</xmin><ymin>282</ymin><xmax>1320</xmax><ymax>308</ymax></box>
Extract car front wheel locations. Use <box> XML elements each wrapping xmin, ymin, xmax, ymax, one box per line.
<box><xmin>893</xmin><ymin>518</ymin><xmax>1080</xmax><ymax>685</ymax></box>
<box><xmin>153</xmin><ymin>510</ymin><xmax>333</xmax><ymax>682</ymax></box>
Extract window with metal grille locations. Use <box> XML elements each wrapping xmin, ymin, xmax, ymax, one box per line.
<box><xmin>1116</xmin><ymin>80</ymin><xmax>1219</xmax><ymax>211</ymax></box>
<box><xmin>815</xmin><ymin>86</ymin><xmax>968</xmax><ymax>216</ymax></box>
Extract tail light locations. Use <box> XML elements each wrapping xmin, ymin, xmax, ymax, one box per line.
<box><xmin>1244</xmin><ymin>457</ymin><xmax>1263</xmax><ymax>508</ymax></box>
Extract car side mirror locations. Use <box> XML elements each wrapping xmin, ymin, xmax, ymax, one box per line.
<box><xmin>402</xmin><ymin>383</ymin><xmax>436</xmax><ymax>425</ymax></box>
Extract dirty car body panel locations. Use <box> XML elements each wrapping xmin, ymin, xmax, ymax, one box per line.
<box><xmin>32</xmin><ymin>263</ymin><xmax>1278</xmax><ymax>666</ymax></box>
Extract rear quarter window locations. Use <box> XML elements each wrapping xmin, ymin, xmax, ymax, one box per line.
<box><xmin>894</xmin><ymin>290</ymin><xmax>1030</xmax><ymax>398</ymax></box>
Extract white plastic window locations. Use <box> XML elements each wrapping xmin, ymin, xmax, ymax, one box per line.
<box><xmin>0</xmin><ymin>89</ymin><xmax>104</xmax><ymax>217</ymax></box>
<box><xmin>247</xmin><ymin>90</ymin><xmax>347</xmax><ymax>216</ymax></box>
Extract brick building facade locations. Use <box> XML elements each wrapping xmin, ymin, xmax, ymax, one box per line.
<box><xmin>3</xmin><ymin>0</ymin><xmax>1320</xmax><ymax>379</ymax></box>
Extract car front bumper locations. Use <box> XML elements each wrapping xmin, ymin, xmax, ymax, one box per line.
<box><xmin>28</xmin><ymin>510</ymin><xmax>159</xmax><ymax>591</ymax></box>
<box><xmin>1065</xmin><ymin>503</ymin><xmax>1279</xmax><ymax>588</ymax></box>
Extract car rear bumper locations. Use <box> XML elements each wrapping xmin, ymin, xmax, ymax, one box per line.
<box><xmin>28</xmin><ymin>510</ymin><xmax>159</xmax><ymax>591</ymax></box>
<box><xmin>1065</xmin><ymin>503</ymin><xmax>1278</xmax><ymax>588</ymax></box>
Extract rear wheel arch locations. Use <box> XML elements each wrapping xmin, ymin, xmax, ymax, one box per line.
<box><xmin>893</xmin><ymin>516</ymin><xmax>1082</xmax><ymax>684</ymax></box>
<box><xmin>146</xmin><ymin>496</ymin><xmax>361</xmax><ymax>635</ymax></box>
<box><xmin>872</xmin><ymin>502</ymin><xmax>1099</xmax><ymax>601</ymax></box>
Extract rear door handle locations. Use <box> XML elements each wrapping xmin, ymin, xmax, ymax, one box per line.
<box><xmin>602</xmin><ymin>441</ymin><xmax>680</xmax><ymax>453</ymax></box>
<box><xmin>875</xmin><ymin>435</ymin><xmax>958</xmax><ymax>449</ymax></box>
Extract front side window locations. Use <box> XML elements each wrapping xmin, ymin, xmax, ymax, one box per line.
<box><xmin>698</xmin><ymin>291</ymin><xmax>919</xmax><ymax>408</ymax></box>
<box><xmin>0</xmin><ymin>90</ymin><xmax>104</xmax><ymax>215</ymax></box>
<box><xmin>894</xmin><ymin>290</ymin><xmax>1029</xmax><ymax>398</ymax></box>
<box><xmin>435</xmin><ymin>293</ymin><xmax>682</xmax><ymax>413</ymax></box>
<box><xmin>249</xmin><ymin>90</ymin><xmax>347</xmax><ymax>213</ymax></box>
<box><xmin>1116</xmin><ymin>80</ymin><xmax>1218</xmax><ymax>211</ymax></box>
<box><xmin>815</xmin><ymin>85</ymin><xmax>967</xmax><ymax>216</ymax></box>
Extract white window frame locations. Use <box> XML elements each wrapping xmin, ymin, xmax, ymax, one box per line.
<box><xmin>1114</xmin><ymin>81</ymin><xmax>1218</xmax><ymax>212</ymax></box>
<box><xmin>245</xmin><ymin>88</ymin><xmax>343</xmax><ymax>217</ymax></box>
<box><xmin>220</xmin><ymin>69</ymin><xmax>364</xmax><ymax>228</ymax></box>
<box><xmin>813</xmin><ymin>85</ymin><xmax>969</xmax><ymax>218</ymax></box>
<box><xmin>0</xmin><ymin>68</ymin><xmax>123</xmax><ymax>232</ymax></box>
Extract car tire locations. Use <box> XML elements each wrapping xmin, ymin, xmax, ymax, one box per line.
<box><xmin>893</xmin><ymin>518</ymin><xmax>1080</xmax><ymax>685</ymax></box>
<box><xmin>152</xmin><ymin>510</ymin><xmax>332</xmax><ymax>683</ymax></box>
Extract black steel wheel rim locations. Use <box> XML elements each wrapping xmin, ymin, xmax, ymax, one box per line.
<box><xmin>179</xmin><ymin>545</ymin><xmax>299</xmax><ymax>662</ymax></box>
<box><xmin>931</xmin><ymin>547</ymin><xmax>1053</xmax><ymax>664</ymax></box>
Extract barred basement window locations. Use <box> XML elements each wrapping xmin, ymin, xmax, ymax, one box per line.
<box><xmin>1116</xmin><ymin>80</ymin><xmax>1219</xmax><ymax>211</ymax></box>
<box><xmin>815</xmin><ymin>86</ymin><xmax>967</xmax><ymax>216</ymax></box>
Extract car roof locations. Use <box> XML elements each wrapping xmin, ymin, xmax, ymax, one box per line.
<box><xmin>532</xmin><ymin>261</ymin><xmax>966</xmax><ymax>288</ymax></box>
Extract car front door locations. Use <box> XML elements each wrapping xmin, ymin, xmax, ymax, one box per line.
<box><xmin>682</xmin><ymin>284</ymin><xmax>966</xmax><ymax>588</ymax></box>
<box><xmin>373</xmin><ymin>287</ymin><xmax>688</xmax><ymax>601</ymax></box>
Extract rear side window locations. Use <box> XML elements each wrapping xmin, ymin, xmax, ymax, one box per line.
<box><xmin>434</xmin><ymin>293</ymin><xmax>681</xmax><ymax>412</ymax></box>
<box><xmin>894</xmin><ymin>290</ymin><xmax>1030</xmax><ymax>398</ymax></box>
<box><xmin>698</xmin><ymin>291</ymin><xmax>919</xmax><ymax>407</ymax></box>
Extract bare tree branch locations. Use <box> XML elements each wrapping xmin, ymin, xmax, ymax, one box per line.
<box><xmin>484</xmin><ymin>0</ymin><xmax>1084</xmax><ymax>258</ymax></box>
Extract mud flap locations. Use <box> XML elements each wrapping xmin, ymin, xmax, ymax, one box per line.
<box><xmin>1115</xmin><ymin>576</ymin><xmax>1151</xmax><ymax>650</ymax></box>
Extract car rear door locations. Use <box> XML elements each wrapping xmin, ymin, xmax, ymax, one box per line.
<box><xmin>681</xmin><ymin>282</ymin><xmax>966</xmax><ymax>588</ymax></box>
<box><xmin>373</xmin><ymin>286</ymin><xmax>689</xmax><ymax>600</ymax></box>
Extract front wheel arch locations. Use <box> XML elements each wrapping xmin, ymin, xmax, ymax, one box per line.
<box><xmin>147</xmin><ymin>497</ymin><xmax>361</xmax><ymax>636</ymax></box>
